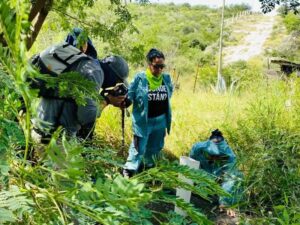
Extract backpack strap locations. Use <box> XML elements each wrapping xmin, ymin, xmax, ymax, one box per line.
<box><xmin>65</xmin><ymin>51</ymin><xmax>83</xmax><ymax>62</ymax></box>
<box><xmin>53</xmin><ymin>53</ymin><xmax>70</xmax><ymax>67</ymax></box>
<box><xmin>62</xmin><ymin>56</ymin><xmax>90</xmax><ymax>73</ymax></box>
<box><xmin>53</xmin><ymin>48</ymin><xmax>85</xmax><ymax>67</ymax></box>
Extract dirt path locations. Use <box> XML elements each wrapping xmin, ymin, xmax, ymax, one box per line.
<box><xmin>223</xmin><ymin>14</ymin><xmax>275</xmax><ymax>65</ymax></box>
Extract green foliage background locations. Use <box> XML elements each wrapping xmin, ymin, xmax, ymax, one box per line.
<box><xmin>0</xmin><ymin>0</ymin><xmax>300</xmax><ymax>224</ymax></box>
<box><xmin>268</xmin><ymin>10</ymin><xmax>300</xmax><ymax>63</ymax></box>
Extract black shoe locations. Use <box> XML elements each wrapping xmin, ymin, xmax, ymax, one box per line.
<box><xmin>122</xmin><ymin>169</ymin><xmax>134</xmax><ymax>178</ymax></box>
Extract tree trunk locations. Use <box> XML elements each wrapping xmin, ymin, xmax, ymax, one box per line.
<box><xmin>26</xmin><ymin>0</ymin><xmax>53</xmax><ymax>50</ymax></box>
<box><xmin>0</xmin><ymin>0</ymin><xmax>52</xmax><ymax>50</ymax></box>
<box><xmin>28</xmin><ymin>0</ymin><xmax>47</xmax><ymax>22</ymax></box>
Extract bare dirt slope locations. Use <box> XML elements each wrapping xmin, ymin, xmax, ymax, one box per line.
<box><xmin>223</xmin><ymin>14</ymin><xmax>275</xmax><ymax>65</ymax></box>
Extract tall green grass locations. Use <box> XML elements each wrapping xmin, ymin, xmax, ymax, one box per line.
<box><xmin>96</xmin><ymin>67</ymin><xmax>300</xmax><ymax>223</ymax></box>
<box><xmin>95</xmin><ymin>87</ymin><xmax>253</xmax><ymax>158</ymax></box>
<box><xmin>96</xmin><ymin>60</ymin><xmax>264</xmax><ymax>158</ymax></box>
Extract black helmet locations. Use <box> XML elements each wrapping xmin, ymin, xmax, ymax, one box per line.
<box><xmin>102</xmin><ymin>55</ymin><xmax>129</xmax><ymax>87</ymax></box>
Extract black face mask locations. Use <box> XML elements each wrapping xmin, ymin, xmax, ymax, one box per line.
<box><xmin>100</xmin><ymin>61</ymin><xmax>121</xmax><ymax>89</ymax></box>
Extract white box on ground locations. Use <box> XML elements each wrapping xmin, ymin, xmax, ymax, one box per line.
<box><xmin>175</xmin><ymin>156</ymin><xmax>200</xmax><ymax>216</ymax></box>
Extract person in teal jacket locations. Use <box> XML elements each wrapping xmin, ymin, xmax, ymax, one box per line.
<box><xmin>123</xmin><ymin>48</ymin><xmax>173</xmax><ymax>177</ymax></box>
<box><xmin>190</xmin><ymin>129</ymin><xmax>243</xmax><ymax>217</ymax></box>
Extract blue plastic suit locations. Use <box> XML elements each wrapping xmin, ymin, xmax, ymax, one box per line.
<box><xmin>190</xmin><ymin>139</ymin><xmax>243</xmax><ymax>206</ymax></box>
<box><xmin>123</xmin><ymin>72</ymin><xmax>173</xmax><ymax>172</ymax></box>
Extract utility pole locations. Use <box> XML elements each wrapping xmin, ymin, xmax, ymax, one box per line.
<box><xmin>216</xmin><ymin>0</ymin><xmax>226</xmax><ymax>93</ymax></box>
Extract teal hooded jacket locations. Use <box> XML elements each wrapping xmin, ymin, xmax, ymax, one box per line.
<box><xmin>127</xmin><ymin>72</ymin><xmax>173</xmax><ymax>137</ymax></box>
<box><xmin>190</xmin><ymin>140</ymin><xmax>243</xmax><ymax>206</ymax></box>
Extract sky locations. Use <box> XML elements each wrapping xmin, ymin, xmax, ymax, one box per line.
<box><xmin>150</xmin><ymin>0</ymin><xmax>262</xmax><ymax>11</ymax></box>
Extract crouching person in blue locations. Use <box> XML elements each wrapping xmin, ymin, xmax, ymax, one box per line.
<box><xmin>190</xmin><ymin>129</ymin><xmax>243</xmax><ymax>217</ymax></box>
<box><xmin>123</xmin><ymin>48</ymin><xmax>173</xmax><ymax>177</ymax></box>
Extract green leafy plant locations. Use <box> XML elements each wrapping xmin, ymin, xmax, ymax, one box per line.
<box><xmin>283</xmin><ymin>12</ymin><xmax>300</xmax><ymax>33</ymax></box>
<box><xmin>0</xmin><ymin>186</ymin><xmax>33</xmax><ymax>224</ymax></box>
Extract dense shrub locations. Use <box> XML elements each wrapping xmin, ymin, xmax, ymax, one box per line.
<box><xmin>225</xmin><ymin>79</ymin><xmax>300</xmax><ymax>211</ymax></box>
<box><xmin>182</xmin><ymin>26</ymin><xmax>195</xmax><ymax>35</ymax></box>
<box><xmin>222</xmin><ymin>60</ymin><xmax>264</xmax><ymax>91</ymax></box>
<box><xmin>271</xmin><ymin>31</ymin><xmax>300</xmax><ymax>63</ymax></box>
<box><xmin>189</xmin><ymin>39</ymin><xmax>207</xmax><ymax>50</ymax></box>
<box><xmin>283</xmin><ymin>12</ymin><xmax>300</xmax><ymax>33</ymax></box>
<box><xmin>182</xmin><ymin>3</ymin><xmax>191</xmax><ymax>9</ymax></box>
